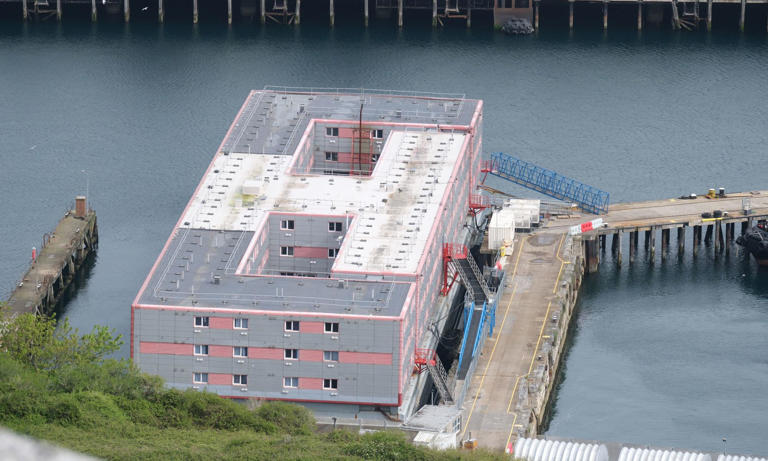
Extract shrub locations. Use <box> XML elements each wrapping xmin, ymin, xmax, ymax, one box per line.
<box><xmin>344</xmin><ymin>431</ymin><xmax>429</xmax><ymax>461</ymax></box>
<box><xmin>255</xmin><ymin>401</ymin><xmax>315</xmax><ymax>436</ymax></box>
<box><xmin>45</xmin><ymin>393</ymin><xmax>82</xmax><ymax>425</ymax></box>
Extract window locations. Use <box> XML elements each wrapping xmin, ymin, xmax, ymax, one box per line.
<box><xmin>194</xmin><ymin>316</ymin><xmax>209</xmax><ymax>327</ymax></box>
<box><xmin>233</xmin><ymin>346</ymin><xmax>248</xmax><ymax>358</ymax></box>
<box><xmin>323</xmin><ymin>378</ymin><xmax>338</xmax><ymax>390</ymax></box>
<box><xmin>324</xmin><ymin>322</ymin><xmax>339</xmax><ymax>333</ymax></box>
<box><xmin>280</xmin><ymin>246</ymin><xmax>294</xmax><ymax>257</ymax></box>
<box><xmin>280</xmin><ymin>219</ymin><xmax>294</xmax><ymax>230</ymax></box>
<box><xmin>323</xmin><ymin>351</ymin><xmax>339</xmax><ymax>362</ymax></box>
<box><xmin>193</xmin><ymin>372</ymin><xmax>208</xmax><ymax>384</ymax></box>
<box><xmin>325</xmin><ymin>152</ymin><xmax>338</xmax><ymax>162</ymax></box>
<box><xmin>233</xmin><ymin>374</ymin><xmax>247</xmax><ymax>385</ymax></box>
<box><xmin>284</xmin><ymin>349</ymin><xmax>299</xmax><ymax>360</ymax></box>
<box><xmin>328</xmin><ymin>222</ymin><xmax>342</xmax><ymax>232</ymax></box>
<box><xmin>325</xmin><ymin>127</ymin><xmax>338</xmax><ymax>137</ymax></box>
<box><xmin>285</xmin><ymin>320</ymin><xmax>300</xmax><ymax>332</ymax></box>
<box><xmin>194</xmin><ymin>344</ymin><xmax>209</xmax><ymax>356</ymax></box>
<box><xmin>234</xmin><ymin>318</ymin><xmax>248</xmax><ymax>329</ymax></box>
<box><xmin>283</xmin><ymin>377</ymin><xmax>299</xmax><ymax>388</ymax></box>
<box><xmin>328</xmin><ymin>248</ymin><xmax>339</xmax><ymax>258</ymax></box>
<box><xmin>514</xmin><ymin>0</ymin><xmax>529</xmax><ymax>7</ymax></box>
<box><xmin>371</xmin><ymin>129</ymin><xmax>383</xmax><ymax>139</ymax></box>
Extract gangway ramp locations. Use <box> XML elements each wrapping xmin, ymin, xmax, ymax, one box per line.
<box><xmin>483</xmin><ymin>152</ymin><xmax>610</xmax><ymax>215</ymax></box>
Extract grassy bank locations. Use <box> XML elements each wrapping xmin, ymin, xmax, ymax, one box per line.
<box><xmin>0</xmin><ymin>308</ymin><xmax>503</xmax><ymax>460</ymax></box>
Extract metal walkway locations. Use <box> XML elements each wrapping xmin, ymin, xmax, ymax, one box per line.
<box><xmin>484</xmin><ymin>152</ymin><xmax>610</xmax><ymax>215</ymax></box>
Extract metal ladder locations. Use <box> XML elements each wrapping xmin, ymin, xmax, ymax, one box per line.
<box><xmin>426</xmin><ymin>353</ymin><xmax>454</xmax><ymax>404</ymax></box>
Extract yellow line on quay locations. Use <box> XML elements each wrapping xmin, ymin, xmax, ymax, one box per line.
<box><xmin>460</xmin><ymin>236</ymin><xmax>528</xmax><ymax>440</ymax></box>
<box><xmin>505</xmin><ymin>233</ymin><xmax>568</xmax><ymax>450</ymax></box>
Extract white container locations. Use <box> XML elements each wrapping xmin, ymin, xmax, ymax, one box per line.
<box><xmin>506</xmin><ymin>199</ymin><xmax>541</xmax><ymax>225</ymax></box>
<box><xmin>489</xmin><ymin>210</ymin><xmax>516</xmax><ymax>250</ymax></box>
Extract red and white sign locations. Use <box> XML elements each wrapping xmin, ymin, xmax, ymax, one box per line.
<box><xmin>569</xmin><ymin>218</ymin><xmax>604</xmax><ymax>235</ymax></box>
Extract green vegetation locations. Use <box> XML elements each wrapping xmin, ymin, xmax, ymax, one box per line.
<box><xmin>0</xmin><ymin>307</ymin><xmax>504</xmax><ymax>460</ymax></box>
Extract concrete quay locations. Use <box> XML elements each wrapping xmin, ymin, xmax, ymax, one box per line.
<box><xmin>457</xmin><ymin>189</ymin><xmax>766</xmax><ymax>452</ymax></box>
<box><xmin>5</xmin><ymin>197</ymin><xmax>98</xmax><ymax>317</ymax></box>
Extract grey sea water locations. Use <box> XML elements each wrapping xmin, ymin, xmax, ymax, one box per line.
<box><xmin>1</xmin><ymin>15</ymin><xmax>766</xmax><ymax>455</ymax></box>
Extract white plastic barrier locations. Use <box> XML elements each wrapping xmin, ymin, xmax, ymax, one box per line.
<box><xmin>511</xmin><ymin>438</ymin><xmax>609</xmax><ymax>461</ymax></box>
<box><xmin>618</xmin><ymin>447</ymin><xmax>712</xmax><ymax>461</ymax></box>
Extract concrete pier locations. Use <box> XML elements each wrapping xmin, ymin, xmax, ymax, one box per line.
<box><xmin>5</xmin><ymin>197</ymin><xmax>98</xmax><ymax>317</ymax></box>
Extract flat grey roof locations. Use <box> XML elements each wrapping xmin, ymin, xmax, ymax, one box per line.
<box><xmin>137</xmin><ymin>229</ymin><xmax>410</xmax><ymax>317</ymax></box>
<box><xmin>220</xmin><ymin>88</ymin><xmax>479</xmax><ymax>156</ymax></box>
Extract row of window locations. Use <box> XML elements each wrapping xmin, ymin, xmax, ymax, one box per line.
<box><xmin>324</xmin><ymin>152</ymin><xmax>380</xmax><ymax>163</ymax></box>
<box><xmin>325</xmin><ymin>127</ymin><xmax>383</xmax><ymax>139</ymax></box>
<box><xmin>193</xmin><ymin>346</ymin><xmax>340</xmax><ymax>361</ymax></box>
<box><xmin>279</xmin><ymin>219</ymin><xmax>344</xmax><ymax>232</ymax></box>
<box><xmin>192</xmin><ymin>373</ymin><xmax>339</xmax><ymax>390</ymax></box>
<box><xmin>279</xmin><ymin>246</ymin><xmax>340</xmax><ymax>258</ymax></box>
<box><xmin>193</xmin><ymin>317</ymin><xmax>339</xmax><ymax>333</ymax></box>
<box><xmin>194</xmin><ymin>317</ymin><xmax>248</xmax><ymax>329</ymax></box>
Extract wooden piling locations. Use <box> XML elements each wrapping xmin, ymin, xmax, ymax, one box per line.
<box><xmin>158</xmin><ymin>0</ymin><xmax>163</xmax><ymax>22</ymax></box>
<box><xmin>585</xmin><ymin>235</ymin><xmax>600</xmax><ymax>274</ymax></box>
<box><xmin>629</xmin><ymin>231</ymin><xmax>636</xmax><ymax>263</ymax></box>
<box><xmin>707</xmin><ymin>0</ymin><xmax>712</xmax><ymax>31</ymax></box>
<box><xmin>91</xmin><ymin>0</ymin><xmax>97</xmax><ymax>21</ymax></box>
<box><xmin>616</xmin><ymin>232</ymin><xmax>622</xmax><ymax>265</ymax></box>
<box><xmin>432</xmin><ymin>0</ymin><xmax>437</xmax><ymax>26</ymax></box>
<box><xmin>569</xmin><ymin>0</ymin><xmax>574</xmax><ymax>29</ymax></box>
<box><xmin>714</xmin><ymin>221</ymin><xmax>723</xmax><ymax>252</ymax></box>
<box><xmin>611</xmin><ymin>233</ymin><xmax>618</xmax><ymax>255</ymax></box>
<box><xmin>741</xmin><ymin>221</ymin><xmax>748</xmax><ymax>235</ymax></box>
<box><xmin>363</xmin><ymin>0</ymin><xmax>368</xmax><ymax>27</ymax></box>
<box><xmin>260</xmin><ymin>0</ymin><xmax>265</xmax><ymax>23</ymax></box>
<box><xmin>677</xmin><ymin>227</ymin><xmax>685</xmax><ymax>255</ymax></box>
<box><xmin>726</xmin><ymin>223</ymin><xmax>734</xmax><ymax>242</ymax></box>
<box><xmin>704</xmin><ymin>224</ymin><xmax>713</xmax><ymax>243</ymax></box>
<box><xmin>57</xmin><ymin>0</ymin><xmax>61</xmax><ymax>21</ymax></box>
<box><xmin>600</xmin><ymin>234</ymin><xmax>606</xmax><ymax>251</ymax></box>
<box><xmin>649</xmin><ymin>228</ymin><xmax>656</xmax><ymax>263</ymax></box>
<box><xmin>330</xmin><ymin>0</ymin><xmax>334</xmax><ymax>26</ymax></box>
<box><xmin>661</xmin><ymin>228</ymin><xmax>669</xmax><ymax>261</ymax></box>
<box><xmin>228</xmin><ymin>0</ymin><xmax>233</xmax><ymax>24</ymax></box>
<box><xmin>603</xmin><ymin>1</ymin><xmax>608</xmax><ymax>30</ymax></box>
<box><xmin>637</xmin><ymin>0</ymin><xmax>642</xmax><ymax>30</ymax></box>
<box><xmin>534</xmin><ymin>0</ymin><xmax>539</xmax><ymax>29</ymax></box>
<box><xmin>693</xmin><ymin>225</ymin><xmax>701</xmax><ymax>254</ymax></box>
<box><xmin>739</xmin><ymin>0</ymin><xmax>745</xmax><ymax>31</ymax></box>
<box><xmin>193</xmin><ymin>0</ymin><xmax>198</xmax><ymax>24</ymax></box>
<box><xmin>22</xmin><ymin>0</ymin><xmax>27</xmax><ymax>21</ymax></box>
<box><xmin>644</xmin><ymin>230</ymin><xmax>651</xmax><ymax>250</ymax></box>
<box><xmin>398</xmin><ymin>0</ymin><xmax>403</xmax><ymax>27</ymax></box>
<box><xmin>124</xmin><ymin>0</ymin><xmax>130</xmax><ymax>22</ymax></box>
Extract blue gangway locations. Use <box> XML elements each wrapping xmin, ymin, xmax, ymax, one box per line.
<box><xmin>488</xmin><ymin>152</ymin><xmax>610</xmax><ymax>215</ymax></box>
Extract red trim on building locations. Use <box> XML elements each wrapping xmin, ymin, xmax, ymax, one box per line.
<box><xmin>219</xmin><ymin>395</ymin><xmax>399</xmax><ymax>407</ymax></box>
<box><xmin>339</xmin><ymin>351</ymin><xmax>392</xmax><ymax>366</ymax></box>
<box><xmin>293</xmin><ymin>246</ymin><xmax>329</xmax><ymax>258</ymax></box>
<box><xmin>208</xmin><ymin>373</ymin><xmax>232</xmax><ymax>386</ymax></box>
<box><xmin>301</xmin><ymin>350</ymin><xmax>324</xmax><ymax>362</ymax></box>
<box><xmin>301</xmin><ymin>321</ymin><xmax>325</xmax><ymax>334</ymax></box>
<box><xmin>209</xmin><ymin>317</ymin><xmax>233</xmax><ymax>329</ymax></box>
<box><xmin>208</xmin><ymin>345</ymin><xmax>233</xmax><ymax>357</ymax></box>
<box><xmin>299</xmin><ymin>377</ymin><xmax>324</xmax><ymax>390</ymax></box>
<box><xmin>140</xmin><ymin>342</ymin><xmax>191</xmax><ymax>355</ymax></box>
<box><xmin>248</xmin><ymin>347</ymin><xmax>284</xmax><ymax>360</ymax></box>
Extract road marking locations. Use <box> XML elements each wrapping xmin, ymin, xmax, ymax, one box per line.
<box><xmin>460</xmin><ymin>236</ymin><xmax>527</xmax><ymax>440</ymax></box>
<box><xmin>505</xmin><ymin>232</ymin><xmax>568</xmax><ymax>449</ymax></box>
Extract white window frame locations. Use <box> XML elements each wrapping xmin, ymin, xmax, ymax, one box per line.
<box><xmin>284</xmin><ymin>348</ymin><xmax>299</xmax><ymax>360</ymax></box>
<box><xmin>328</xmin><ymin>248</ymin><xmax>339</xmax><ymax>258</ymax></box>
<box><xmin>233</xmin><ymin>318</ymin><xmax>248</xmax><ymax>329</ymax></box>
<box><xmin>283</xmin><ymin>377</ymin><xmax>298</xmax><ymax>388</ymax></box>
<box><xmin>194</xmin><ymin>344</ymin><xmax>209</xmax><ymax>356</ymax></box>
<box><xmin>325</xmin><ymin>151</ymin><xmax>338</xmax><ymax>162</ymax></box>
<box><xmin>194</xmin><ymin>316</ymin><xmax>209</xmax><ymax>327</ymax></box>
<box><xmin>328</xmin><ymin>222</ymin><xmax>342</xmax><ymax>232</ymax></box>
<box><xmin>325</xmin><ymin>127</ymin><xmax>338</xmax><ymax>137</ymax></box>
<box><xmin>280</xmin><ymin>246</ymin><xmax>294</xmax><ymax>257</ymax></box>
<box><xmin>323</xmin><ymin>351</ymin><xmax>339</xmax><ymax>362</ymax></box>
<box><xmin>233</xmin><ymin>346</ymin><xmax>248</xmax><ymax>358</ymax></box>
<box><xmin>285</xmin><ymin>320</ymin><xmax>300</xmax><ymax>332</ymax></box>
<box><xmin>193</xmin><ymin>372</ymin><xmax>208</xmax><ymax>384</ymax></box>
<box><xmin>324</xmin><ymin>322</ymin><xmax>339</xmax><ymax>333</ymax></box>
<box><xmin>233</xmin><ymin>374</ymin><xmax>247</xmax><ymax>386</ymax></box>
<box><xmin>371</xmin><ymin>129</ymin><xmax>383</xmax><ymax>139</ymax></box>
<box><xmin>280</xmin><ymin>219</ymin><xmax>295</xmax><ymax>230</ymax></box>
<box><xmin>323</xmin><ymin>378</ymin><xmax>338</xmax><ymax>390</ymax></box>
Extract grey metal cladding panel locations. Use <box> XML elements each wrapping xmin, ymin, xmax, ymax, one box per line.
<box><xmin>138</xmin><ymin>309</ymin><xmax>194</xmax><ymax>344</ymax></box>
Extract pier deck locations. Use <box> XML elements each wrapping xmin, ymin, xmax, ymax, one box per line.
<box><xmin>459</xmin><ymin>190</ymin><xmax>767</xmax><ymax>451</ymax></box>
<box><xmin>6</xmin><ymin>207</ymin><xmax>97</xmax><ymax>316</ymax></box>
<box><xmin>461</xmin><ymin>231</ymin><xmax>575</xmax><ymax>449</ymax></box>
<box><xmin>550</xmin><ymin>190</ymin><xmax>768</xmax><ymax>234</ymax></box>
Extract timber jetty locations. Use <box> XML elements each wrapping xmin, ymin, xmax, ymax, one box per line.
<box><xmin>5</xmin><ymin>196</ymin><xmax>98</xmax><ymax>316</ymax></box>
<box><xmin>6</xmin><ymin>0</ymin><xmax>767</xmax><ymax>33</ymax></box>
